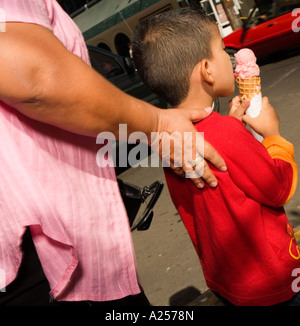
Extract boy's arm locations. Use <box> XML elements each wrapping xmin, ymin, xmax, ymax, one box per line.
<box><xmin>240</xmin><ymin>97</ymin><xmax>297</xmax><ymax>205</ymax></box>
<box><xmin>262</xmin><ymin>136</ymin><xmax>297</xmax><ymax>203</ymax></box>
<box><xmin>229</xmin><ymin>96</ymin><xmax>297</xmax><ymax>204</ymax></box>
<box><xmin>208</xmin><ymin>119</ymin><xmax>294</xmax><ymax>208</ymax></box>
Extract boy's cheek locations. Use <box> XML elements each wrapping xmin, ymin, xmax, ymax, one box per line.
<box><xmin>218</xmin><ymin>78</ymin><xmax>235</xmax><ymax>97</ymax></box>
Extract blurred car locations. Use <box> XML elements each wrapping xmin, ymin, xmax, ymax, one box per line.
<box><xmin>88</xmin><ymin>45</ymin><xmax>168</xmax><ymax>109</ymax></box>
<box><xmin>224</xmin><ymin>0</ymin><xmax>300</xmax><ymax>66</ymax></box>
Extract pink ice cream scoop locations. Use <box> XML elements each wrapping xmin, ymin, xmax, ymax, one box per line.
<box><xmin>234</xmin><ymin>49</ymin><xmax>260</xmax><ymax>79</ymax></box>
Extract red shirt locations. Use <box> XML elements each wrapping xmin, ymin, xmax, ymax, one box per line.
<box><xmin>164</xmin><ymin>112</ymin><xmax>300</xmax><ymax>306</ymax></box>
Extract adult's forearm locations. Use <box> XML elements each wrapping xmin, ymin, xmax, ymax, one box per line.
<box><xmin>1</xmin><ymin>22</ymin><xmax>158</xmax><ymax>139</ymax></box>
<box><xmin>18</xmin><ymin>54</ymin><xmax>159</xmax><ymax>139</ymax></box>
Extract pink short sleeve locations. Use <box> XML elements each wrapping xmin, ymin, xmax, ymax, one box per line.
<box><xmin>0</xmin><ymin>0</ymin><xmax>52</xmax><ymax>31</ymax></box>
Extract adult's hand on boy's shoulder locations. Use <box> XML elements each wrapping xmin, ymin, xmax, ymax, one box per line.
<box><xmin>228</xmin><ymin>96</ymin><xmax>250</xmax><ymax>121</ymax></box>
<box><xmin>152</xmin><ymin>107</ymin><xmax>227</xmax><ymax>189</ymax></box>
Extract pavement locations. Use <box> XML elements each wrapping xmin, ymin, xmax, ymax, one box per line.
<box><xmin>295</xmin><ymin>225</ymin><xmax>300</xmax><ymax>241</ymax></box>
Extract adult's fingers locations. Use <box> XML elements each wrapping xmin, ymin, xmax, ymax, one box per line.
<box><xmin>186</xmin><ymin>107</ymin><xmax>213</xmax><ymax>123</ymax></box>
<box><xmin>183</xmin><ymin>120</ymin><xmax>227</xmax><ymax>174</ymax></box>
<box><xmin>153</xmin><ymin>107</ymin><xmax>227</xmax><ymax>188</ymax></box>
<box><xmin>179</xmin><ymin>127</ymin><xmax>227</xmax><ymax>188</ymax></box>
<box><xmin>182</xmin><ymin>158</ymin><xmax>205</xmax><ymax>189</ymax></box>
<box><xmin>183</xmin><ymin>140</ymin><xmax>226</xmax><ymax>188</ymax></box>
<box><xmin>185</xmin><ymin>157</ymin><xmax>218</xmax><ymax>188</ymax></box>
<box><xmin>169</xmin><ymin>162</ymin><xmax>185</xmax><ymax>178</ymax></box>
<box><xmin>201</xmin><ymin>138</ymin><xmax>227</xmax><ymax>173</ymax></box>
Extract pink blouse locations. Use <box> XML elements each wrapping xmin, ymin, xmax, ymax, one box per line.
<box><xmin>0</xmin><ymin>0</ymin><xmax>140</xmax><ymax>301</ymax></box>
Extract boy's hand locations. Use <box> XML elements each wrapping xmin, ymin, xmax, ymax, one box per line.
<box><xmin>228</xmin><ymin>96</ymin><xmax>250</xmax><ymax>121</ymax></box>
<box><xmin>242</xmin><ymin>97</ymin><xmax>280</xmax><ymax>138</ymax></box>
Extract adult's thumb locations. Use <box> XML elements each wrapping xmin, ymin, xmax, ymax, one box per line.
<box><xmin>188</xmin><ymin>107</ymin><xmax>213</xmax><ymax>123</ymax></box>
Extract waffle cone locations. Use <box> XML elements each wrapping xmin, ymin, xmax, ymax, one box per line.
<box><xmin>236</xmin><ymin>76</ymin><xmax>261</xmax><ymax>100</ymax></box>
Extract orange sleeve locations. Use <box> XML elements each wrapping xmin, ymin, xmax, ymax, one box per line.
<box><xmin>262</xmin><ymin>135</ymin><xmax>298</xmax><ymax>204</ymax></box>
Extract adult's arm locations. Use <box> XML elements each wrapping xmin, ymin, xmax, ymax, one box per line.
<box><xmin>0</xmin><ymin>22</ymin><xmax>227</xmax><ymax>187</ymax></box>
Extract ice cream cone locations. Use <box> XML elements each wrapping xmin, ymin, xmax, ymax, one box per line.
<box><xmin>234</xmin><ymin>49</ymin><xmax>263</xmax><ymax>142</ymax></box>
<box><xmin>236</xmin><ymin>76</ymin><xmax>263</xmax><ymax>142</ymax></box>
<box><xmin>236</xmin><ymin>76</ymin><xmax>261</xmax><ymax>101</ymax></box>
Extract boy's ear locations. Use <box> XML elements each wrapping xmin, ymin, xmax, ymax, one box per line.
<box><xmin>200</xmin><ymin>59</ymin><xmax>214</xmax><ymax>84</ymax></box>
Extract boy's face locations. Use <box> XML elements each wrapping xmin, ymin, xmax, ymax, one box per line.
<box><xmin>208</xmin><ymin>32</ymin><xmax>235</xmax><ymax>97</ymax></box>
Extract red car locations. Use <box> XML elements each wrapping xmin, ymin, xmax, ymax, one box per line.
<box><xmin>224</xmin><ymin>0</ymin><xmax>300</xmax><ymax>64</ymax></box>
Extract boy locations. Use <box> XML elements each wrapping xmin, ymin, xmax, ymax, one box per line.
<box><xmin>131</xmin><ymin>7</ymin><xmax>300</xmax><ymax>306</ymax></box>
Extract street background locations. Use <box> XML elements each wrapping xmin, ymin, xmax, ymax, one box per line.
<box><xmin>118</xmin><ymin>51</ymin><xmax>300</xmax><ymax>306</ymax></box>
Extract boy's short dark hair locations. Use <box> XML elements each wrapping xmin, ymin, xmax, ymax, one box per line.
<box><xmin>131</xmin><ymin>7</ymin><xmax>217</xmax><ymax>106</ymax></box>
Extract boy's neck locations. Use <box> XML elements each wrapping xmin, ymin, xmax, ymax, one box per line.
<box><xmin>175</xmin><ymin>92</ymin><xmax>215</xmax><ymax>112</ymax></box>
